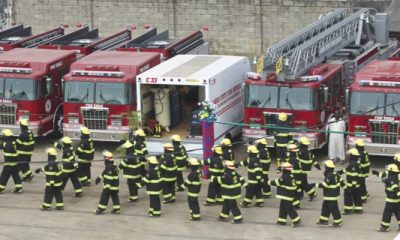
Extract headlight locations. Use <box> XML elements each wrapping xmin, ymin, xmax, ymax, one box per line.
<box><xmin>68</xmin><ymin>113</ymin><xmax>79</xmax><ymax>124</ymax></box>
<box><xmin>110</xmin><ymin>115</ymin><xmax>122</xmax><ymax>126</ymax></box>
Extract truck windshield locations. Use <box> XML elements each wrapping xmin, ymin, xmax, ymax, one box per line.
<box><xmin>386</xmin><ymin>93</ymin><xmax>400</xmax><ymax>117</ymax></box>
<box><xmin>1</xmin><ymin>78</ymin><xmax>38</xmax><ymax>100</ymax></box>
<box><xmin>245</xmin><ymin>85</ymin><xmax>278</xmax><ymax>108</ymax></box>
<box><xmin>64</xmin><ymin>81</ymin><xmax>94</xmax><ymax>103</ymax></box>
<box><xmin>279</xmin><ymin>87</ymin><xmax>316</xmax><ymax>110</ymax></box>
<box><xmin>95</xmin><ymin>82</ymin><xmax>131</xmax><ymax>105</ymax></box>
<box><xmin>350</xmin><ymin>91</ymin><xmax>385</xmax><ymax>115</ymax></box>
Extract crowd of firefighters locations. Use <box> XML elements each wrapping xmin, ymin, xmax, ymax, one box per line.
<box><xmin>0</xmin><ymin>113</ymin><xmax>400</xmax><ymax>232</ymax></box>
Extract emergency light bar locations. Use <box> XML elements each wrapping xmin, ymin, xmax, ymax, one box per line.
<box><xmin>0</xmin><ymin>67</ymin><xmax>32</xmax><ymax>74</ymax></box>
<box><xmin>72</xmin><ymin>70</ymin><xmax>124</xmax><ymax>77</ymax></box>
<box><xmin>358</xmin><ymin>80</ymin><xmax>400</xmax><ymax>87</ymax></box>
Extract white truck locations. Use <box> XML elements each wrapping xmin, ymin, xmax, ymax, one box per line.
<box><xmin>135</xmin><ymin>55</ymin><xmax>251</xmax><ymax>159</ymax></box>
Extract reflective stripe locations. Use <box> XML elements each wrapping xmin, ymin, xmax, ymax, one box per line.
<box><xmin>276</xmin><ymin>195</ymin><xmax>293</xmax><ymax>201</ymax></box>
<box><xmin>319</xmin><ymin>216</ymin><xmax>329</xmax><ymax>221</ymax></box>
<box><xmin>386</xmin><ymin>198</ymin><xmax>400</xmax><ymax>203</ymax></box>
<box><xmin>162</xmin><ymin>177</ymin><xmax>177</xmax><ymax>182</ymax></box>
<box><xmin>277</xmin><ymin>218</ymin><xmax>287</xmax><ymax>223</ymax></box>
<box><xmin>103</xmin><ymin>175</ymin><xmax>118</xmax><ymax>180</ymax></box>
<box><xmin>221</xmin><ymin>183</ymin><xmax>241</xmax><ymax>189</ymax></box>
<box><xmin>16</xmin><ymin>139</ymin><xmax>34</xmax><ymax>145</ymax></box>
<box><xmin>62</xmin><ymin>169</ymin><xmax>76</xmax><ymax>173</ymax></box>
<box><xmin>123</xmin><ymin>175</ymin><xmax>141</xmax><ymax>179</ymax></box>
<box><xmin>220</xmin><ymin>213</ymin><xmax>228</xmax><ymax>218</ymax></box>
<box><xmin>188</xmin><ymin>192</ymin><xmax>199</xmax><ymax>197</ymax></box>
<box><xmin>161</xmin><ymin>165</ymin><xmax>177</xmax><ymax>171</ymax></box>
<box><xmin>209</xmin><ymin>168</ymin><xmax>224</xmax><ymax>173</ymax></box>
<box><xmin>323</xmin><ymin>196</ymin><xmax>339</xmax><ymax>201</ymax></box>
<box><xmin>146</xmin><ymin>190</ymin><xmax>162</xmax><ymax>195</ymax></box>
<box><xmin>17</xmin><ymin>150</ymin><xmax>33</xmax><ymax>155</ymax></box>
<box><xmin>222</xmin><ymin>195</ymin><xmax>241</xmax><ymax>200</ymax></box>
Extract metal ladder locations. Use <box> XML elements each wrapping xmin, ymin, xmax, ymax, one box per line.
<box><xmin>21</xmin><ymin>28</ymin><xmax>64</xmax><ymax>48</ymax></box>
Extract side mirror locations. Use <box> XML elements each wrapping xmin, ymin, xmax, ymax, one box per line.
<box><xmin>61</xmin><ymin>78</ymin><xmax>65</xmax><ymax>93</ymax></box>
<box><xmin>345</xmin><ymin>88</ymin><xmax>350</xmax><ymax>109</ymax></box>
<box><xmin>323</xmin><ymin>86</ymin><xmax>329</xmax><ymax>103</ymax></box>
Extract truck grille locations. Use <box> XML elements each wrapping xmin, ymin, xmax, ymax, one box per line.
<box><xmin>81</xmin><ymin>107</ymin><xmax>108</xmax><ymax>130</ymax></box>
<box><xmin>263</xmin><ymin>112</ymin><xmax>292</xmax><ymax>135</ymax></box>
<box><xmin>369</xmin><ymin>120</ymin><xmax>399</xmax><ymax>144</ymax></box>
<box><xmin>0</xmin><ymin>104</ymin><xmax>16</xmax><ymax>125</ymax></box>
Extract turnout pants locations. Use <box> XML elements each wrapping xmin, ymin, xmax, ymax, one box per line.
<box><xmin>77</xmin><ymin>162</ymin><xmax>91</xmax><ymax>184</ymax></box>
<box><xmin>243</xmin><ymin>183</ymin><xmax>263</xmax><ymax>204</ymax></box>
<box><xmin>188</xmin><ymin>196</ymin><xmax>200</xmax><ymax>219</ymax></box>
<box><xmin>42</xmin><ymin>186</ymin><xmax>63</xmax><ymax>209</ymax></box>
<box><xmin>149</xmin><ymin>194</ymin><xmax>161</xmax><ymax>216</ymax></box>
<box><xmin>61</xmin><ymin>171</ymin><xmax>82</xmax><ymax>193</ymax></box>
<box><xmin>293</xmin><ymin>174</ymin><xmax>302</xmax><ymax>207</ymax></box>
<box><xmin>206</xmin><ymin>180</ymin><xmax>223</xmax><ymax>204</ymax></box>
<box><xmin>97</xmin><ymin>189</ymin><xmax>120</xmax><ymax>211</ymax></box>
<box><xmin>127</xmin><ymin>179</ymin><xmax>140</xmax><ymax>201</ymax></box>
<box><xmin>176</xmin><ymin>171</ymin><xmax>185</xmax><ymax>190</ymax></box>
<box><xmin>262</xmin><ymin>174</ymin><xmax>271</xmax><ymax>197</ymax></box>
<box><xmin>163</xmin><ymin>180</ymin><xmax>176</xmax><ymax>200</ymax></box>
<box><xmin>19</xmin><ymin>155</ymin><xmax>33</xmax><ymax>179</ymax></box>
<box><xmin>276</xmin><ymin>147</ymin><xmax>287</xmax><ymax>168</ymax></box>
<box><xmin>359</xmin><ymin>177</ymin><xmax>369</xmax><ymax>201</ymax></box>
<box><xmin>219</xmin><ymin>199</ymin><xmax>243</xmax><ymax>222</ymax></box>
<box><xmin>277</xmin><ymin>200</ymin><xmax>301</xmax><ymax>224</ymax></box>
<box><xmin>380</xmin><ymin>202</ymin><xmax>400</xmax><ymax>229</ymax></box>
<box><xmin>343</xmin><ymin>187</ymin><xmax>362</xmax><ymax>213</ymax></box>
<box><xmin>319</xmin><ymin>200</ymin><xmax>342</xmax><ymax>224</ymax></box>
<box><xmin>0</xmin><ymin>165</ymin><xmax>22</xmax><ymax>191</ymax></box>
<box><xmin>298</xmin><ymin>173</ymin><xmax>316</xmax><ymax>198</ymax></box>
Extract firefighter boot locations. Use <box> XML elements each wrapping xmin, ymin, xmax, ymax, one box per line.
<box><xmin>377</xmin><ymin>227</ymin><xmax>390</xmax><ymax>232</ymax></box>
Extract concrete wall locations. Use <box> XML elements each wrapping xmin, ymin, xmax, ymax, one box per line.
<box><xmin>10</xmin><ymin>0</ymin><xmax>392</xmax><ymax>57</ymax></box>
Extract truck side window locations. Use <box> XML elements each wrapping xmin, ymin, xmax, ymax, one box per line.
<box><xmin>332</xmin><ymin>72</ymin><xmax>342</xmax><ymax>97</ymax></box>
<box><xmin>43</xmin><ymin>76</ymin><xmax>53</xmax><ymax>96</ymax></box>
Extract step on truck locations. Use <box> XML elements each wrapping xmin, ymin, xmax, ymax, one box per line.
<box><xmin>0</xmin><ymin>48</ymin><xmax>76</xmax><ymax>136</ymax></box>
<box><xmin>243</xmin><ymin>8</ymin><xmax>397</xmax><ymax>149</ymax></box>
<box><xmin>135</xmin><ymin>55</ymin><xmax>251</xmax><ymax>159</ymax></box>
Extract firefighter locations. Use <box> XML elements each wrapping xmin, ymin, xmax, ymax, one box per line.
<box><xmin>372</xmin><ymin>164</ymin><xmax>400</xmax><ymax>232</ymax></box>
<box><xmin>35</xmin><ymin>148</ymin><xmax>64</xmax><ymax>211</ymax></box>
<box><xmin>314</xmin><ymin>160</ymin><xmax>345</xmax><ymax>227</ymax></box>
<box><xmin>185</xmin><ymin>157</ymin><xmax>202</xmax><ymax>221</ymax></box>
<box><xmin>203</xmin><ymin>146</ymin><xmax>224</xmax><ymax>206</ymax></box>
<box><xmin>216</xmin><ymin>160</ymin><xmax>245</xmax><ymax>224</ymax></box>
<box><xmin>221</xmin><ymin>138</ymin><xmax>234</xmax><ymax>162</ymax></box>
<box><xmin>95</xmin><ymin>151</ymin><xmax>120</xmax><ymax>214</ymax></box>
<box><xmin>141</xmin><ymin>156</ymin><xmax>162</xmax><ymax>217</ymax></box>
<box><xmin>16</xmin><ymin>119</ymin><xmax>35</xmax><ymax>182</ymax></box>
<box><xmin>55</xmin><ymin>137</ymin><xmax>82</xmax><ymax>197</ymax></box>
<box><xmin>76</xmin><ymin>127</ymin><xmax>94</xmax><ymax>186</ymax></box>
<box><xmin>240</xmin><ymin>145</ymin><xmax>263</xmax><ymax>208</ymax></box>
<box><xmin>133</xmin><ymin>129</ymin><xmax>148</xmax><ymax>177</ymax></box>
<box><xmin>274</xmin><ymin>112</ymin><xmax>293</xmax><ymax>173</ymax></box>
<box><xmin>172</xmin><ymin>134</ymin><xmax>187</xmax><ymax>191</ymax></box>
<box><xmin>285</xmin><ymin>144</ymin><xmax>302</xmax><ymax>208</ymax></box>
<box><xmin>119</xmin><ymin>141</ymin><xmax>142</xmax><ymax>202</ymax></box>
<box><xmin>0</xmin><ymin>129</ymin><xmax>23</xmax><ymax>193</ymax></box>
<box><xmin>376</xmin><ymin>153</ymin><xmax>400</xmax><ymax>180</ymax></box>
<box><xmin>297</xmin><ymin>137</ymin><xmax>320</xmax><ymax>201</ymax></box>
<box><xmin>395</xmin><ymin>153</ymin><xmax>400</xmax><ymax>170</ymax></box>
<box><xmin>269</xmin><ymin>162</ymin><xmax>301</xmax><ymax>227</ymax></box>
<box><xmin>160</xmin><ymin>143</ymin><xmax>177</xmax><ymax>204</ymax></box>
<box><xmin>355</xmin><ymin>139</ymin><xmax>370</xmax><ymax>203</ymax></box>
<box><xmin>339</xmin><ymin>148</ymin><xmax>362</xmax><ymax>215</ymax></box>
<box><xmin>255</xmin><ymin>138</ymin><xmax>272</xmax><ymax>198</ymax></box>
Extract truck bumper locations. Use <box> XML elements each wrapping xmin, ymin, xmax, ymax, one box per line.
<box><xmin>63</xmin><ymin>127</ymin><xmax>129</xmax><ymax>142</ymax></box>
<box><xmin>347</xmin><ymin>139</ymin><xmax>399</xmax><ymax>156</ymax></box>
<box><xmin>0</xmin><ymin>124</ymin><xmax>40</xmax><ymax>137</ymax></box>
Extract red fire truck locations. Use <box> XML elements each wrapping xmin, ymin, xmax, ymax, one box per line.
<box><xmin>0</xmin><ymin>48</ymin><xmax>76</xmax><ymax>136</ymax></box>
<box><xmin>62</xmin><ymin>28</ymin><xmax>209</xmax><ymax>141</ymax></box>
<box><xmin>347</xmin><ymin>59</ymin><xmax>400</xmax><ymax>155</ymax></box>
<box><xmin>243</xmin><ymin>8</ymin><xmax>397</xmax><ymax>149</ymax></box>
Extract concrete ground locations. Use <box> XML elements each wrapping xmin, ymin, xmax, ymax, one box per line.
<box><xmin>0</xmin><ymin>137</ymin><xmax>398</xmax><ymax>240</ymax></box>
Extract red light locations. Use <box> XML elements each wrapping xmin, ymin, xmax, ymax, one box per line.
<box><xmin>202</xmin><ymin>25</ymin><xmax>209</xmax><ymax>31</ymax></box>
<box><xmin>144</xmin><ymin>24</ymin><xmax>150</xmax><ymax>29</ymax></box>
<box><xmin>76</xmin><ymin>23</ymin><xmax>82</xmax><ymax>28</ymax></box>
<box><xmin>11</xmin><ymin>21</ymin><xmax>16</xmax><ymax>26</ymax></box>
<box><xmin>62</xmin><ymin>24</ymin><xmax>69</xmax><ymax>28</ymax></box>
<box><xmin>130</xmin><ymin>24</ymin><xmax>136</xmax><ymax>30</ymax></box>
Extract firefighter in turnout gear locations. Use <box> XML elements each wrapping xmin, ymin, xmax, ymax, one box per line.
<box><xmin>221</xmin><ymin>138</ymin><xmax>234</xmax><ymax>161</ymax></box>
<box><xmin>36</xmin><ymin>148</ymin><xmax>64</xmax><ymax>211</ymax></box>
<box><xmin>185</xmin><ymin>158</ymin><xmax>202</xmax><ymax>221</ymax></box>
<box><xmin>141</xmin><ymin>156</ymin><xmax>162</xmax><ymax>217</ymax></box>
<box><xmin>203</xmin><ymin>146</ymin><xmax>224</xmax><ymax>206</ymax></box>
<box><xmin>55</xmin><ymin>137</ymin><xmax>82</xmax><ymax>197</ymax></box>
<box><xmin>373</xmin><ymin>164</ymin><xmax>400</xmax><ymax>232</ymax></box>
<box><xmin>160</xmin><ymin>143</ymin><xmax>177</xmax><ymax>204</ymax></box>
<box><xmin>256</xmin><ymin>138</ymin><xmax>272</xmax><ymax>198</ymax></box>
<box><xmin>240</xmin><ymin>145</ymin><xmax>264</xmax><ymax>208</ymax></box>
<box><xmin>298</xmin><ymin>137</ymin><xmax>319</xmax><ymax>201</ymax></box>
<box><xmin>133</xmin><ymin>129</ymin><xmax>148</xmax><ymax>177</ymax></box>
<box><xmin>172</xmin><ymin>135</ymin><xmax>187</xmax><ymax>191</ymax></box>
<box><xmin>340</xmin><ymin>148</ymin><xmax>362</xmax><ymax>214</ymax></box>
<box><xmin>216</xmin><ymin>161</ymin><xmax>245</xmax><ymax>224</ymax></box>
<box><xmin>0</xmin><ymin>129</ymin><xmax>23</xmax><ymax>193</ymax></box>
<box><xmin>76</xmin><ymin>127</ymin><xmax>94</xmax><ymax>186</ymax></box>
<box><xmin>95</xmin><ymin>151</ymin><xmax>120</xmax><ymax>214</ymax></box>
<box><xmin>269</xmin><ymin>162</ymin><xmax>301</xmax><ymax>227</ymax></box>
<box><xmin>314</xmin><ymin>160</ymin><xmax>345</xmax><ymax>227</ymax></box>
<box><xmin>16</xmin><ymin>119</ymin><xmax>35</xmax><ymax>182</ymax></box>
<box><xmin>119</xmin><ymin>141</ymin><xmax>142</xmax><ymax>202</ymax></box>
<box><xmin>285</xmin><ymin>144</ymin><xmax>302</xmax><ymax>208</ymax></box>
<box><xmin>274</xmin><ymin>112</ymin><xmax>293</xmax><ymax>173</ymax></box>
<box><xmin>355</xmin><ymin>139</ymin><xmax>370</xmax><ymax>203</ymax></box>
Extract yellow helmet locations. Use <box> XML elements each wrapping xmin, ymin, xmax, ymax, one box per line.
<box><xmin>163</xmin><ymin>143</ymin><xmax>174</xmax><ymax>150</ymax></box>
<box><xmin>324</xmin><ymin>160</ymin><xmax>335</xmax><ymax>168</ymax></box>
<box><xmin>122</xmin><ymin>141</ymin><xmax>133</xmax><ymax>149</ymax></box>
<box><xmin>281</xmin><ymin>162</ymin><xmax>293</xmax><ymax>170</ymax></box>
<box><xmin>221</xmin><ymin>138</ymin><xmax>232</xmax><ymax>146</ymax></box>
<box><xmin>225</xmin><ymin>161</ymin><xmax>235</xmax><ymax>169</ymax></box>
<box><xmin>147</xmin><ymin>156</ymin><xmax>158</xmax><ymax>165</ymax></box>
<box><xmin>171</xmin><ymin>134</ymin><xmax>182</xmax><ymax>142</ymax></box>
<box><xmin>299</xmin><ymin>137</ymin><xmax>310</xmax><ymax>145</ymax></box>
<box><xmin>61</xmin><ymin>136</ymin><xmax>72</xmax><ymax>144</ymax></box>
<box><xmin>135</xmin><ymin>129</ymin><xmax>146</xmax><ymax>137</ymax></box>
<box><xmin>387</xmin><ymin>164</ymin><xmax>399</xmax><ymax>173</ymax></box>
<box><xmin>47</xmin><ymin>148</ymin><xmax>58</xmax><ymax>156</ymax></box>
<box><xmin>212</xmin><ymin>146</ymin><xmax>223</xmax><ymax>155</ymax></box>
<box><xmin>394</xmin><ymin>153</ymin><xmax>400</xmax><ymax>162</ymax></box>
<box><xmin>348</xmin><ymin>148</ymin><xmax>360</xmax><ymax>156</ymax></box>
<box><xmin>80</xmin><ymin>126</ymin><xmax>90</xmax><ymax>135</ymax></box>
<box><xmin>278</xmin><ymin>112</ymin><xmax>288</xmax><ymax>121</ymax></box>
<box><xmin>103</xmin><ymin>150</ymin><xmax>113</xmax><ymax>159</ymax></box>
<box><xmin>188</xmin><ymin>157</ymin><xmax>200</xmax><ymax>166</ymax></box>
<box><xmin>1</xmin><ymin>129</ymin><xmax>13</xmax><ymax>137</ymax></box>
<box><xmin>255</xmin><ymin>138</ymin><xmax>267</xmax><ymax>145</ymax></box>
<box><xmin>288</xmin><ymin>144</ymin><xmax>298</xmax><ymax>152</ymax></box>
<box><xmin>19</xmin><ymin>119</ymin><xmax>28</xmax><ymax>126</ymax></box>
<box><xmin>355</xmin><ymin>139</ymin><xmax>365</xmax><ymax>147</ymax></box>
<box><xmin>247</xmin><ymin>145</ymin><xmax>259</xmax><ymax>154</ymax></box>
